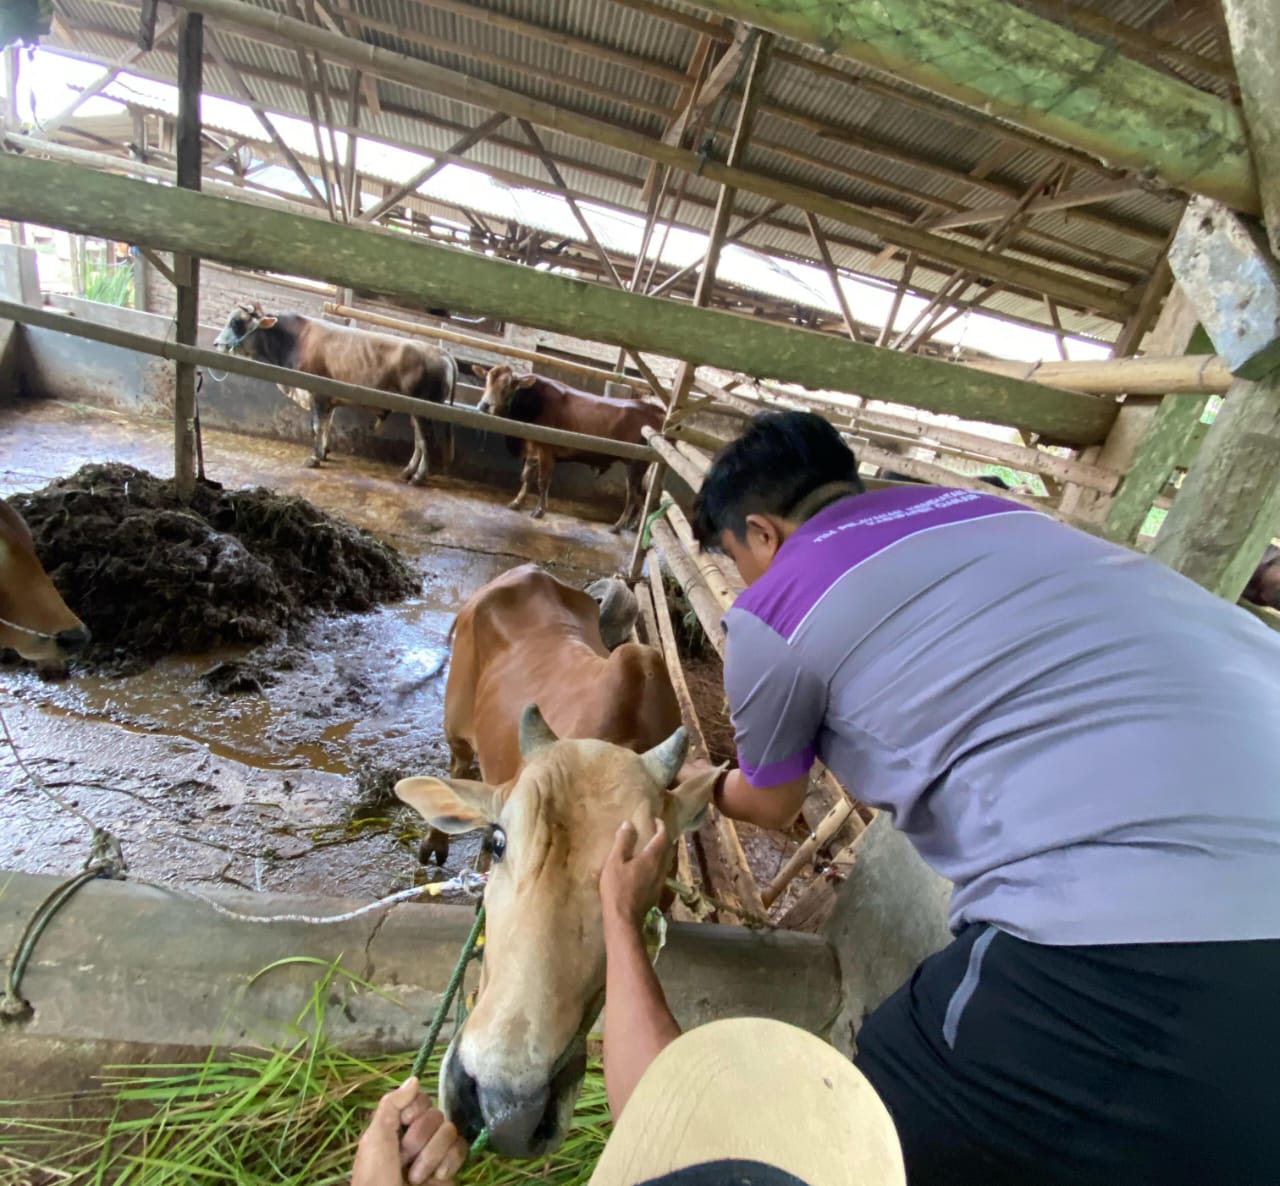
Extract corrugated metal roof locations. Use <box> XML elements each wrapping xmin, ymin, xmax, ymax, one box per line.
<box><xmin>34</xmin><ymin>0</ymin><xmax>1229</xmax><ymax>353</ymax></box>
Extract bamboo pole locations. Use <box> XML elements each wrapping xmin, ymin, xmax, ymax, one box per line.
<box><xmin>642</xmin><ymin>428</ymin><xmax>708</xmax><ymax>494</ymax></box>
<box><xmin>325</xmin><ymin>303</ymin><xmax>647</xmax><ymax>391</ymax></box>
<box><xmin>665</xmin><ymin>502</ymin><xmax>742</xmax><ymax>607</ymax></box>
<box><xmin>763</xmin><ymin>799</ymin><xmax>855</xmax><ymax>908</ymax></box>
<box><xmin>631</xmin><ymin>577</ymin><xmax>702</xmax><ymax>924</ymax></box>
<box><xmin>646</xmin><ymin>553</ymin><xmax>764</xmax><ymax>923</ymax></box>
<box><xmin>173</xmin><ymin>11</ymin><xmax>203</xmax><ymax>500</ymax></box>
<box><xmin>650</xmin><ymin>519</ymin><xmax>727</xmax><ymax>658</ymax></box>
<box><xmin>0</xmin><ymin>299</ymin><xmax>657</xmax><ymax>463</ymax></box>
<box><xmin>961</xmin><ymin>353</ymin><xmax>1233</xmax><ymax>395</ymax></box>
<box><xmin>628</xmin><ymin>462</ymin><xmax>667</xmax><ymax>582</ymax></box>
<box><xmin>0</xmin><ymin>152</ymin><xmax>1118</xmax><ymax>444</ymax></box>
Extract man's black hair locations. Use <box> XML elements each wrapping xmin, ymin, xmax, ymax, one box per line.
<box><xmin>692</xmin><ymin>411</ymin><xmax>863</xmax><ymax>550</ymax></box>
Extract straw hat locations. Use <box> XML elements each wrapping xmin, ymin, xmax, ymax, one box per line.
<box><xmin>590</xmin><ymin>1018</ymin><xmax>905</xmax><ymax>1186</ymax></box>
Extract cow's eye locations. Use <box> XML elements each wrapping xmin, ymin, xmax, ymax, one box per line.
<box><xmin>486</xmin><ymin>826</ymin><xmax>507</xmax><ymax>862</ymax></box>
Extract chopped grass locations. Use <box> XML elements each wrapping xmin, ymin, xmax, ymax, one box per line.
<box><xmin>0</xmin><ymin>962</ymin><xmax>609</xmax><ymax>1186</ymax></box>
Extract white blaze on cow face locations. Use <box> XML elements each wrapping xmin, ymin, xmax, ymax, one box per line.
<box><xmin>477</xmin><ymin>364</ymin><xmax>538</xmax><ymax>416</ymax></box>
<box><xmin>213</xmin><ymin>302</ymin><xmax>276</xmax><ymax>353</ymax></box>
<box><xmin>395</xmin><ymin>706</ymin><xmax>718</xmax><ymax>1158</ymax></box>
<box><xmin>0</xmin><ymin>501</ymin><xmax>90</xmax><ymax>662</ymax></box>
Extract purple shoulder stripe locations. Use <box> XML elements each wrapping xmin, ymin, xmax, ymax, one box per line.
<box><xmin>736</xmin><ymin>488</ymin><xmax>1038</xmax><ymax>641</ymax></box>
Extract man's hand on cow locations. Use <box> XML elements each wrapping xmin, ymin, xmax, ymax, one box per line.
<box><xmin>352</xmin><ymin>1076</ymin><xmax>469</xmax><ymax>1186</ymax></box>
<box><xmin>600</xmin><ymin>818</ymin><xmax>668</xmax><ymax>932</ymax></box>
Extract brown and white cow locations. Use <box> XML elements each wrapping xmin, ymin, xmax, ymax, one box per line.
<box><xmin>394</xmin><ymin>564</ymin><xmax>719</xmax><ymax>1157</ymax></box>
<box><xmin>475</xmin><ymin>365</ymin><xmax>663</xmax><ymax>532</ymax></box>
<box><xmin>213</xmin><ymin>304</ymin><xmax>457</xmax><ymax>484</ymax></box>
<box><xmin>0</xmin><ymin>500</ymin><xmax>90</xmax><ymax>662</ymax></box>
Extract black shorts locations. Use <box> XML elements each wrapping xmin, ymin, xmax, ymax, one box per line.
<box><xmin>854</xmin><ymin>924</ymin><xmax>1280</xmax><ymax>1186</ymax></box>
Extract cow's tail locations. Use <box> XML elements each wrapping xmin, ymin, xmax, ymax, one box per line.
<box><xmin>392</xmin><ymin>635</ymin><xmax>451</xmax><ymax>703</ymax></box>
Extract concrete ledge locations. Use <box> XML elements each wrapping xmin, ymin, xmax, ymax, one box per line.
<box><xmin>0</xmin><ymin>872</ymin><xmax>839</xmax><ymax>1094</ymax></box>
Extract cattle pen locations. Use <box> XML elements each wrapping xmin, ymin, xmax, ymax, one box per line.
<box><xmin>1</xmin><ymin>0</ymin><xmax>1279</xmax><ymax>1179</ymax></box>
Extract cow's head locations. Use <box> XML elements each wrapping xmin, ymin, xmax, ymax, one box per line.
<box><xmin>395</xmin><ymin>706</ymin><xmax>718</xmax><ymax>1158</ymax></box>
<box><xmin>476</xmin><ymin>365</ymin><xmax>537</xmax><ymax>415</ymax></box>
<box><xmin>213</xmin><ymin>302</ymin><xmax>276</xmax><ymax>353</ymax></box>
<box><xmin>0</xmin><ymin>501</ymin><xmax>90</xmax><ymax>663</ymax></box>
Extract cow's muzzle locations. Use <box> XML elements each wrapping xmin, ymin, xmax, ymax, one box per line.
<box><xmin>443</xmin><ymin>1038</ymin><xmax>586</xmax><ymax>1158</ymax></box>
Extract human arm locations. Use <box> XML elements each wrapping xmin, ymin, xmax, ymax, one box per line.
<box><xmin>598</xmin><ymin>820</ymin><xmax>681</xmax><ymax>1118</ymax></box>
<box><xmin>351</xmin><ymin>1076</ymin><xmax>468</xmax><ymax>1186</ymax></box>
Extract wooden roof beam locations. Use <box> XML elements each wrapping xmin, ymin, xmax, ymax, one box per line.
<box><xmin>672</xmin><ymin>0</ymin><xmax>1258</xmax><ymax>214</ymax></box>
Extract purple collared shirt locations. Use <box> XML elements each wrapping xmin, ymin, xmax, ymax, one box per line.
<box><xmin>722</xmin><ymin>488</ymin><xmax>1280</xmax><ymax>945</ymax></box>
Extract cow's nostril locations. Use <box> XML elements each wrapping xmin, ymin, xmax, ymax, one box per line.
<box><xmin>55</xmin><ymin>625</ymin><xmax>90</xmax><ymax>652</ymax></box>
<box><xmin>480</xmin><ymin>1084</ymin><xmax>552</xmax><ymax>1159</ymax></box>
<box><xmin>444</xmin><ymin>1054</ymin><xmax>484</xmax><ymax>1144</ymax></box>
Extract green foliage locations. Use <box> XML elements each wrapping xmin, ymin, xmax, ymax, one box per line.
<box><xmin>83</xmin><ymin>261</ymin><xmax>135</xmax><ymax>308</ymax></box>
<box><xmin>0</xmin><ymin>960</ymin><xmax>609</xmax><ymax>1185</ymax></box>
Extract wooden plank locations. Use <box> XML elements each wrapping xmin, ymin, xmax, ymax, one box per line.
<box><xmin>646</xmin><ymin>554</ymin><xmax>764</xmax><ymax>923</ymax></box>
<box><xmin>672</xmin><ymin>0</ymin><xmax>1257</xmax><ymax>214</ymax></box>
<box><xmin>1103</xmin><ymin>394</ymin><xmax>1209</xmax><ymax>545</ymax></box>
<box><xmin>628</xmin><ymin>462</ymin><xmax>667</xmax><ymax>582</ymax></box>
<box><xmin>0</xmin><ymin>299</ymin><xmax>658</xmax><ymax>463</ymax></box>
<box><xmin>159</xmin><ymin>0</ymin><xmax>1133</xmax><ymax>317</ymax></box>
<box><xmin>0</xmin><ymin>153</ymin><xmax>1118</xmax><ymax>444</ymax></box>
<box><xmin>664</xmin><ymin>501</ymin><xmax>742</xmax><ymax>608</ymax></box>
<box><xmin>650</xmin><ymin>518</ymin><xmax>727</xmax><ymax>658</ymax></box>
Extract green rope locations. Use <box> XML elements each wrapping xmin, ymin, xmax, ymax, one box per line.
<box><xmin>640</xmin><ymin>499</ymin><xmax>674</xmax><ymax>550</ymax></box>
<box><xmin>411</xmin><ymin>903</ymin><xmax>486</xmax><ymax>1081</ymax></box>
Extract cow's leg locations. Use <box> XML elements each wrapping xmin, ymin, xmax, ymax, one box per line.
<box><xmin>308</xmin><ymin>397</ymin><xmax>337</xmax><ymax>468</ymax></box>
<box><xmin>405</xmin><ymin>416</ymin><xmax>431</xmax><ymax>486</ymax></box>
<box><xmin>508</xmin><ymin>452</ymin><xmax>535</xmax><ymax>510</ymax></box>
<box><xmin>531</xmin><ymin>450</ymin><xmax>553</xmax><ymax>520</ymax></box>
<box><xmin>611</xmin><ymin>461</ymin><xmax>645</xmax><ymax>533</ymax></box>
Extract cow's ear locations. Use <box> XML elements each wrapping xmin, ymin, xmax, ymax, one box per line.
<box><xmin>395</xmin><ymin>775</ymin><xmax>501</xmax><ymax>834</ymax></box>
<box><xmin>664</xmin><ymin>764</ymin><xmax>724</xmax><ymax>834</ymax></box>
<box><xmin>257</xmin><ymin>316</ymin><xmax>277</xmax><ymax>329</ymax></box>
<box><xmin>470</xmin><ymin>364</ymin><xmax>489</xmax><ymax>378</ymax></box>
<box><xmin>515</xmin><ymin>375</ymin><xmax>539</xmax><ymax>389</ymax></box>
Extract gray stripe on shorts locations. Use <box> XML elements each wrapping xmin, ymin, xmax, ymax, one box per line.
<box><xmin>942</xmin><ymin>925</ymin><xmax>997</xmax><ymax>1050</ymax></box>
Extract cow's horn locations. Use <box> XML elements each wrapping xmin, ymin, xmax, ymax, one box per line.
<box><xmin>519</xmin><ymin>704</ymin><xmax>559</xmax><ymax>757</ymax></box>
<box><xmin>641</xmin><ymin>726</ymin><xmax>688</xmax><ymax>788</ymax></box>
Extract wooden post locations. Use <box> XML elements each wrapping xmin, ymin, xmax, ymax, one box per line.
<box><xmin>1222</xmin><ymin>0</ymin><xmax>1280</xmax><ymax>258</ymax></box>
<box><xmin>0</xmin><ymin>152</ymin><xmax>1119</xmax><ymax>446</ymax></box>
<box><xmin>627</xmin><ymin>462</ymin><xmax>668</xmax><ymax>582</ymax></box>
<box><xmin>173</xmin><ymin>11</ymin><xmax>203</xmax><ymax>499</ymax></box>
<box><xmin>1150</xmin><ymin>200</ymin><xmax>1280</xmax><ymax>599</ymax></box>
<box><xmin>669</xmin><ymin>31</ymin><xmax>772</xmax><ymax>418</ymax></box>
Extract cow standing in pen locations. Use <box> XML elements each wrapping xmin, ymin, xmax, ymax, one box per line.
<box><xmin>475</xmin><ymin>365</ymin><xmax>663</xmax><ymax>532</ymax></box>
<box><xmin>213</xmin><ymin>303</ymin><xmax>457</xmax><ymax>485</ymax></box>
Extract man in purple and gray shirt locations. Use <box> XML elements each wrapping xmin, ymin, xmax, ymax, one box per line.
<box><xmin>681</xmin><ymin>411</ymin><xmax>1279</xmax><ymax>1185</ymax></box>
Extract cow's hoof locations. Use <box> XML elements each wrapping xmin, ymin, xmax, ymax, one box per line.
<box><xmin>410</xmin><ymin>474</ymin><xmax>429</xmax><ymax>488</ymax></box>
<box><xmin>607</xmin><ymin>522</ymin><xmax>624</xmax><ymax>535</ymax></box>
<box><xmin>304</xmin><ymin>457</ymin><xmax>321</xmax><ymax>469</ymax></box>
<box><xmin>507</xmin><ymin>499</ymin><xmax>523</xmax><ymax>511</ymax></box>
<box><xmin>530</xmin><ymin>508</ymin><xmax>545</xmax><ymax>520</ymax></box>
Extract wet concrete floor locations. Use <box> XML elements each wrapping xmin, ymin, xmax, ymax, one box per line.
<box><xmin>0</xmin><ymin>399</ymin><xmax>641</xmax><ymax>899</ymax></box>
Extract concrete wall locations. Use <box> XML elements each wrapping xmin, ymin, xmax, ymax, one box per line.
<box><xmin>824</xmin><ymin>815</ymin><xmax>954</xmax><ymax>1057</ymax></box>
<box><xmin>1</xmin><ymin>872</ymin><xmax>839</xmax><ymax>1099</ymax></box>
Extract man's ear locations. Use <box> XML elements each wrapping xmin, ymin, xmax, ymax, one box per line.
<box><xmin>257</xmin><ymin>315</ymin><xmax>277</xmax><ymax>329</ymax></box>
<box><xmin>395</xmin><ymin>775</ymin><xmax>501</xmax><ymax>834</ymax></box>
<box><xmin>664</xmin><ymin>764</ymin><xmax>726</xmax><ymax>834</ymax></box>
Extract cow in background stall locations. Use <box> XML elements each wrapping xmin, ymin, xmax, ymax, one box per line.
<box><xmin>1243</xmin><ymin>544</ymin><xmax>1280</xmax><ymax>611</ymax></box>
<box><xmin>0</xmin><ymin>500</ymin><xmax>90</xmax><ymax>663</ymax></box>
<box><xmin>474</xmin><ymin>365</ymin><xmax>664</xmax><ymax>532</ymax></box>
<box><xmin>213</xmin><ymin>304</ymin><xmax>457</xmax><ymax>485</ymax></box>
<box><xmin>394</xmin><ymin>564</ymin><xmax>719</xmax><ymax>1156</ymax></box>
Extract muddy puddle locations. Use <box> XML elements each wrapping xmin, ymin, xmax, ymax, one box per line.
<box><xmin>0</xmin><ymin>399</ymin><xmax>804</xmax><ymax>916</ymax></box>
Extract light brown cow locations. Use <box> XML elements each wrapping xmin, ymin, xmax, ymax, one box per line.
<box><xmin>395</xmin><ymin>564</ymin><xmax>719</xmax><ymax>1157</ymax></box>
<box><xmin>214</xmin><ymin>303</ymin><xmax>457</xmax><ymax>484</ymax></box>
<box><xmin>476</xmin><ymin>365</ymin><xmax>663</xmax><ymax>532</ymax></box>
<box><xmin>0</xmin><ymin>500</ymin><xmax>89</xmax><ymax>662</ymax></box>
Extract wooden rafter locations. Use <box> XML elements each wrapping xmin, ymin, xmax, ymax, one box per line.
<box><xmin>804</xmin><ymin>211</ymin><xmax>861</xmax><ymax>341</ymax></box>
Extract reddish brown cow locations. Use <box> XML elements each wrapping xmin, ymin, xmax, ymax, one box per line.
<box><xmin>214</xmin><ymin>303</ymin><xmax>457</xmax><ymax>484</ymax></box>
<box><xmin>0</xmin><ymin>500</ymin><xmax>89</xmax><ymax>662</ymax></box>
<box><xmin>476</xmin><ymin>365</ymin><xmax>663</xmax><ymax>532</ymax></box>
